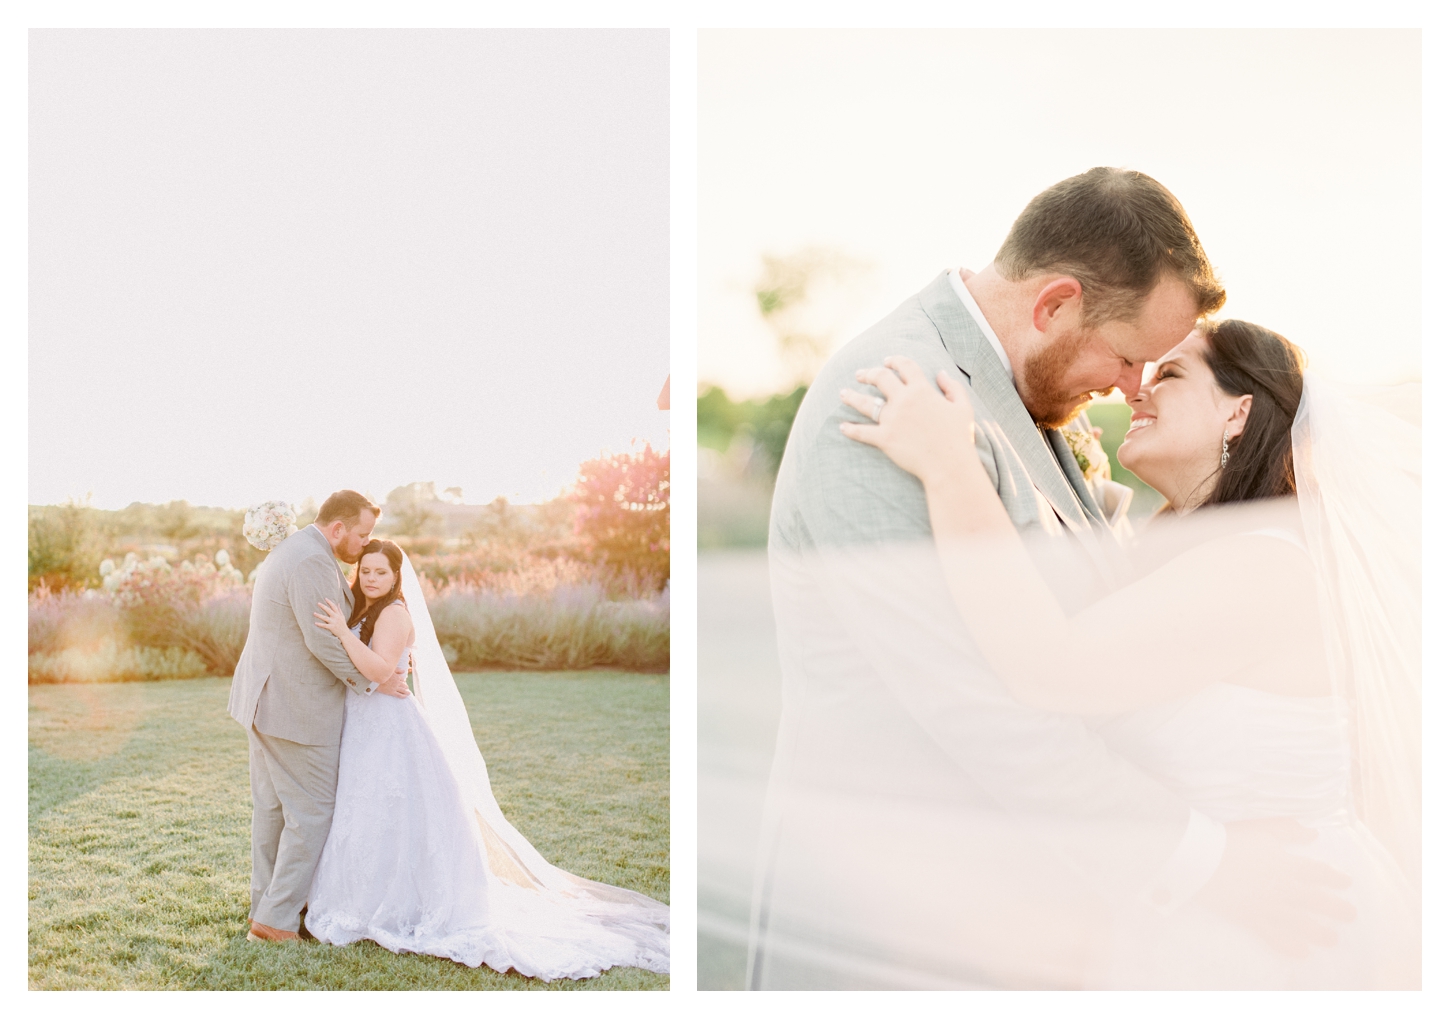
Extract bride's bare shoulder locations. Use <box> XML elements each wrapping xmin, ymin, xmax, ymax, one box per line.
<box><xmin>378</xmin><ymin>600</ymin><xmax>415</xmax><ymax>642</ymax></box>
<box><xmin>374</xmin><ymin>600</ymin><xmax>411</xmax><ymax>630</ymax></box>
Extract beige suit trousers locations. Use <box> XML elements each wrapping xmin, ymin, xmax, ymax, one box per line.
<box><xmin>248</xmin><ymin>726</ymin><xmax>341</xmax><ymax>933</ymax></box>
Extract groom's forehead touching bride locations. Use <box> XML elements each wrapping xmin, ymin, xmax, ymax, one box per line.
<box><xmin>975</xmin><ymin>167</ymin><xmax>1227</xmax><ymax>428</ymax></box>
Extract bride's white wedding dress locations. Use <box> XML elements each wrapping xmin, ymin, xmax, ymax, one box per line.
<box><xmin>745</xmin><ymin>374</ymin><xmax>1418</xmax><ymax>989</ymax></box>
<box><xmin>1088</xmin><ymin>679</ymin><xmax>1417</xmax><ymax>989</ymax></box>
<box><xmin>1085</xmin><ymin>374</ymin><xmax>1421</xmax><ymax>989</ymax></box>
<box><xmin>305</xmin><ymin>609</ymin><xmax>669</xmax><ymax>980</ymax></box>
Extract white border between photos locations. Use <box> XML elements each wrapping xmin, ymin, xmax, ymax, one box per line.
<box><xmin>668</xmin><ymin>21</ymin><xmax>700</xmax><ymax>1000</ymax></box>
<box><xmin>4</xmin><ymin>2</ymin><xmax>1448</xmax><ymax>1016</ymax></box>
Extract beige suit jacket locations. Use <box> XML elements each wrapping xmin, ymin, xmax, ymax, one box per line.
<box><xmin>227</xmin><ymin>524</ymin><xmax>371</xmax><ymax>746</ymax></box>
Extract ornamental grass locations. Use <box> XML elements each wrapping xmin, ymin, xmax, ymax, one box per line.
<box><xmin>30</xmin><ymin>567</ymin><xmax>669</xmax><ymax>683</ymax></box>
<box><xmin>427</xmin><ymin>581</ymin><xmax>670</xmax><ymax>673</ymax></box>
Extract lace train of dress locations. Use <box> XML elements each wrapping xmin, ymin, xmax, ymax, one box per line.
<box><xmin>305</xmin><ymin>634</ymin><xmax>670</xmax><ymax>980</ymax></box>
<box><xmin>1087</xmin><ymin>683</ymin><xmax>1418</xmax><ymax>989</ymax></box>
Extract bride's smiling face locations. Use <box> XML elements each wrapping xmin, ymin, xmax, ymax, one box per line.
<box><xmin>1117</xmin><ymin>330</ymin><xmax>1251</xmax><ymax>510</ymax></box>
<box><xmin>357</xmin><ymin>552</ymin><xmax>397</xmax><ymax>604</ymax></box>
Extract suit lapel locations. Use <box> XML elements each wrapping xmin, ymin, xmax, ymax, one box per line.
<box><xmin>339</xmin><ymin>563</ymin><xmax>354</xmax><ymax>612</ymax></box>
<box><xmin>917</xmin><ymin>271</ymin><xmax>1092</xmax><ymax>535</ymax></box>
<box><xmin>1046</xmin><ymin>427</ymin><xmax>1109</xmax><ymax>528</ymax></box>
<box><xmin>305</xmin><ymin>524</ymin><xmax>355</xmax><ymax>610</ymax></box>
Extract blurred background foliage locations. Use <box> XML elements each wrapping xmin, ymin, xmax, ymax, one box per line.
<box><xmin>1084</xmin><ymin>402</ymin><xmax>1166</xmax><ymax>515</ymax></box>
<box><xmin>29</xmin><ymin>446</ymin><xmax>671</xmax><ymax>682</ymax></box>
<box><xmin>697</xmin><ymin>247</ymin><xmax>867</xmax><ymax>549</ymax></box>
<box><xmin>29</xmin><ymin>502</ymin><xmax>268</xmax><ymax>594</ymax></box>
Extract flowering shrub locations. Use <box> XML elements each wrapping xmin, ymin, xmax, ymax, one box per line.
<box><xmin>102</xmin><ymin>550</ymin><xmax>246</xmax><ymax>603</ymax></box>
<box><xmin>103</xmin><ymin>552</ymin><xmax>251</xmax><ymax>676</ymax></box>
<box><xmin>30</xmin><ymin>544</ymin><xmax>669</xmax><ymax>683</ymax></box>
<box><xmin>569</xmin><ymin>445</ymin><xmax>670</xmax><ymax>589</ymax></box>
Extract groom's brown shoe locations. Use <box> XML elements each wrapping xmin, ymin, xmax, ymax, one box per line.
<box><xmin>247</xmin><ymin>920</ymin><xmax>300</xmax><ymax>943</ymax></box>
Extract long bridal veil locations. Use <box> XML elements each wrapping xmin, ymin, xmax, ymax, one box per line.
<box><xmin>745</xmin><ymin>376</ymin><xmax>1420</xmax><ymax>990</ymax></box>
<box><xmin>398</xmin><ymin>555</ymin><xmax>670</xmax><ymax>972</ymax></box>
<box><xmin>1292</xmin><ymin>372</ymin><xmax>1421</xmax><ymax>895</ymax></box>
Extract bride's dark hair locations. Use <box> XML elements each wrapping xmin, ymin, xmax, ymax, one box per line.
<box><xmin>347</xmin><ymin>539</ymin><xmax>406</xmax><ymax>645</ymax></box>
<box><xmin>1198</xmin><ymin>319</ymin><xmax>1307</xmax><ymax>507</ymax></box>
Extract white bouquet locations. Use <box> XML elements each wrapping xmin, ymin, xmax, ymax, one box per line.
<box><xmin>243</xmin><ymin>500</ymin><xmax>298</xmax><ymax>551</ymax></box>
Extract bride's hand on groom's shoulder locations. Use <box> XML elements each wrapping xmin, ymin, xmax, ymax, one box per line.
<box><xmin>313</xmin><ymin>598</ymin><xmax>349</xmax><ymax>639</ymax></box>
<box><xmin>839</xmin><ymin>355</ymin><xmax>978</xmax><ymax>486</ymax></box>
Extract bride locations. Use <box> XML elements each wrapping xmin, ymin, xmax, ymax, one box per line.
<box><xmin>303</xmin><ymin>538</ymin><xmax>669</xmax><ymax>981</ymax></box>
<box><xmin>838</xmin><ymin>319</ymin><xmax>1419</xmax><ymax>989</ymax></box>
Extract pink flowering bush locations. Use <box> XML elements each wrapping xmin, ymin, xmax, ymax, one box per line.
<box><xmin>31</xmin><ymin>539</ymin><xmax>672</xmax><ymax>682</ymax></box>
<box><xmin>569</xmin><ymin>445</ymin><xmax>670</xmax><ymax>590</ymax></box>
<box><xmin>109</xmin><ymin>553</ymin><xmax>251</xmax><ymax>676</ymax></box>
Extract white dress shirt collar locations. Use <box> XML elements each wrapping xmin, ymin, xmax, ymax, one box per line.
<box><xmin>948</xmin><ymin>268</ymin><xmax>1013</xmax><ymax>382</ymax></box>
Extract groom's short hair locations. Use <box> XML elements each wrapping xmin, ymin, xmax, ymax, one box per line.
<box><xmin>315</xmin><ymin>490</ymin><xmax>380</xmax><ymax>528</ymax></box>
<box><xmin>995</xmin><ymin>167</ymin><xmax>1226</xmax><ymax>327</ymax></box>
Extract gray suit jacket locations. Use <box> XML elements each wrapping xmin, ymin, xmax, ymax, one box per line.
<box><xmin>228</xmin><ymin>525</ymin><xmax>372</xmax><ymax>746</ymax></box>
<box><xmin>765</xmin><ymin>270</ymin><xmax>1193</xmax><ymax>903</ymax></box>
<box><xmin>775</xmin><ymin>268</ymin><xmax>1114</xmax><ymax>558</ymax></box>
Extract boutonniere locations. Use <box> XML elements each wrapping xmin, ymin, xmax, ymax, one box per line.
<box><xmin>1062</xmin><ymin>422</ymin><xmax>1114</xmax><ymax>484</ymax></box>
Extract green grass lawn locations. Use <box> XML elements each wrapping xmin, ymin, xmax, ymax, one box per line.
<box><xmin>29</xmin><ymin>672</ymin><xmax>669</xmax><ymax>990</ymax></box>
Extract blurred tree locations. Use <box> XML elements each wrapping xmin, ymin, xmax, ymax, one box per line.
<box><xmin>294</xmin><ymin>496</ymin><xmax>319</xmax><ymax>528</ymax></box>
<box><xmin>697</xmin><ymin>384</ymin><xmax>746</xmax><ymax>453</ymax></box>
<box><xmin>28</xmin><ymin>502</ymin><xmax>106</xmax><ymax>591</ymax></box>
<box><xmin>384</xmin><ymin>482</ymin><xmax>442</xmax><ymax>537</ymax></box>
<box><xmin>155</xmin><ymin>500</ymin><xmax>201</xmax><ymax>544</ymax></box>
<box><xmin>467</xmin><ymin>496</ymin><xmax>527</xmax><ymax>548</ymax></box>
<box><xmin>754</xmin><ymin>247</ymin><xmax>871</xmax><ymax>386</ymax></box>
<box><xmin>697</xmin><ymin>385</ymin><xmax>807</xmax><ymax>480</ymax></box>
<box><xmin>569</xmin><ymin>445</ymin><xmax>670</xmax><ymax>588</ymax></box>
<box><xmin>462</xmin><ymin>495</ymin><xmax>576</xmax><ymax>557</ymax></box>
<box><xmin>697</xmin><ymin>246</ymin><xmax>869</xmax><ymax>492</ymax></box>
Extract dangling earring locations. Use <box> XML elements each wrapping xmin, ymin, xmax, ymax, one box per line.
<box><xmin>1220</xmin><ymin>429</ymin><xmax>1231</xmax><ymax>469</ymax></box>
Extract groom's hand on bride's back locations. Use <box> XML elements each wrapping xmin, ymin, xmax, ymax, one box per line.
<box><xmin>378</xmin><ymin>665</ymin><xmax>411</xmax><ymax>698</ymax></box>
<box><xmin>1195</xmin><ymin>818</ymin><xmax>1355</xmax><ymax>958</ymax></box>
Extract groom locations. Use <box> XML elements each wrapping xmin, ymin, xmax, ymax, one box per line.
<box><xmin>756</xmin><ymin>168</ymin><xmax>1350</xmax><ymax>988</ymax></box>
<box><xmin>227</xmin><ymin>490</ymin><xmax>410</xmax><ymax>943</ymax></box>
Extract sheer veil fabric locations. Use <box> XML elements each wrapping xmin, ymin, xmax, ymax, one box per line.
<box><xmin>1291</xmin><ymin>373</ymin><xmax>1421</xmax><ymax>894</ymax></box>
<box><xmin>398</xmin><ymin>555</ymin><xmax>670</xmax><ymax>973</ymax></box>
<box><xmin>746</xmin><ymin>376</ymin><xmax>1420</xmax><ymax>989</ymax></box>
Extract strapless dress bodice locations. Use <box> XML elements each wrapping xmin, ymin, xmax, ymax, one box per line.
<box><xmin>1091</xmin><ymin>683</ymin><xmax>1352</xmax><ymax>824</ymax></box>
<box><xmin>1083</xmin><ymin>683</ymin><xmax>1419</xmax><ymax>990</ymax></box>
<box><xmin>349</xmin><ymin>621</ymin><xmax>413</xmax><ymax>674</ymax></box>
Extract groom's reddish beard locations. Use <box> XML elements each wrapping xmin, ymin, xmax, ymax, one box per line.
<box><xmin>1020</xmin><ymin>331</ymin><xmax>1113</xmax><ymax>428</ymax></box>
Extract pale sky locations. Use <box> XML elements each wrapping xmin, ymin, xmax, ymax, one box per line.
<box><xmin>699</xmin><ymin>28</ymin><xmax>1421</xmax><ymax>399</ymax></box>
<box><xmin>29</xmin><ymin>28</ymin><xmax>669</xmax><ymax>511</ymax></box>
